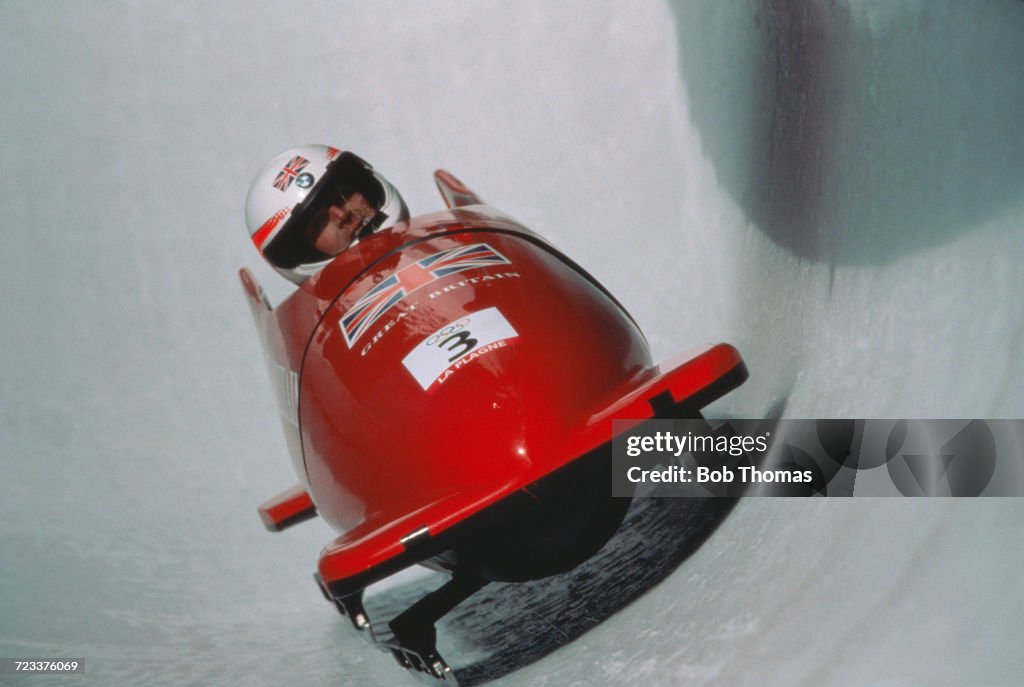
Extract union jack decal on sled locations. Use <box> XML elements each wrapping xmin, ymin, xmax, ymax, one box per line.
<box><xmin>340</xmin><ymin>243</ymin><xmax>511</xmax><ymax>347</ymax></box>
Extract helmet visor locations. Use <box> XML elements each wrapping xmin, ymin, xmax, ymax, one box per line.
<box><xmin>263</xmin><ymin>152</ymin><xmax>389</xmax><ymax>269</ymax></box>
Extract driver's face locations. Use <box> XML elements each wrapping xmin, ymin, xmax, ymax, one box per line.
<box><xmin>312</xmin><ymin>192</ymin><xmax>377</xmax><ymax>256</ymax></box>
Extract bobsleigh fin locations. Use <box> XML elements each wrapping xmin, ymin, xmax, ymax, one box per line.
<box><xmin>257</xmin><ymin>484</ymin><xmax>317</xmax><ymax>532</ymax></box>
<box><xmin>239</xmin><ymin>267</ymin><xmax>272</xmax><ymax>313</ymax></box>
<box><xmin>433</xmin><ymin>170</ymin><xmax>483</xmax><ymax>208</ymax></box>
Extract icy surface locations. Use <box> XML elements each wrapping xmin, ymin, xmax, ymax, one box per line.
<box><xmin>1</xmin><ymin>1</ymin><xmax>1022</xmax><ymax>685</ymax></box>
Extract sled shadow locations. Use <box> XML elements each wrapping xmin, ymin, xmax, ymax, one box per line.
<box><xmin>364</xmin><ymin>494</ymin><xmax>737</xmax><ymax>685</ymax></box>
<box><xmin>666</xmin><ymin>0</ymin><xmax>1024</xmax><ymax>266</ymax></box>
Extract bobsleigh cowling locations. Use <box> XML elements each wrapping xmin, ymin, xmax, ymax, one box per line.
<box><xmin>242</xmin><ymin>170</ymin><xmax>747</xmax><ymax>682</ymax></box>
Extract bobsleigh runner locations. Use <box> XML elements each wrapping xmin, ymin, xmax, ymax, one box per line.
<box><xmin>239</xmin><ymin>147</ymin><xmax>748</xmax><ymax>684</ymax></box>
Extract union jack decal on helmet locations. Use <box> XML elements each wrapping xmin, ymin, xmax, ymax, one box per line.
<box><xmin>340</xmin><ymin>243</ymin><xmax>512</xmax><ymax>347</ymax></box>
<box><xmin>273</xmin><ymin>155</ymin><xmax>309</xmax><ymax>192</ymax></box>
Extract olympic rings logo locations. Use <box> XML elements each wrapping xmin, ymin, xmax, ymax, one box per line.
<box><xmin>425</xmin><ymin>319</ymin><xmax>471</xmax><ymax>347</ymax></box>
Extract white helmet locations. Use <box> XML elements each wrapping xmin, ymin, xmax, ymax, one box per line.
<box><xmin>245</xmin><ymin>145</ymin><xmax>409</xmax><ymax>284</ymax></box>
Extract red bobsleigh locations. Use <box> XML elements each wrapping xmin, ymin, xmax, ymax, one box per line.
<box><xmin>242</xmin><ymin>170</ymin><xmax>748</xmax><ymax>682</ymax></box>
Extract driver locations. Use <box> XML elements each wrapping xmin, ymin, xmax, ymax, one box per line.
<box><xmin>245</xmin><ymin>145</ymin><xmax>409</xmax><ymax>283</ymax></box>
<box><xmin>305</xmin><ymin>191</ymin><xmax>379</xmax><ymax>257</ymax></box>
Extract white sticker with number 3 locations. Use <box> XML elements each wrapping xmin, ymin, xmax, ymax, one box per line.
<box><xmin>402</xmin><ymin>307</ymin><xmax>518</xmax><ymax>391</ymax></box>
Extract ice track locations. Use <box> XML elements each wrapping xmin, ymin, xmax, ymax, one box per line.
<box><xmin>1</xmin><ymin>2</ymin><xmax>1022</xmax><ymax>685</ymax></box>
